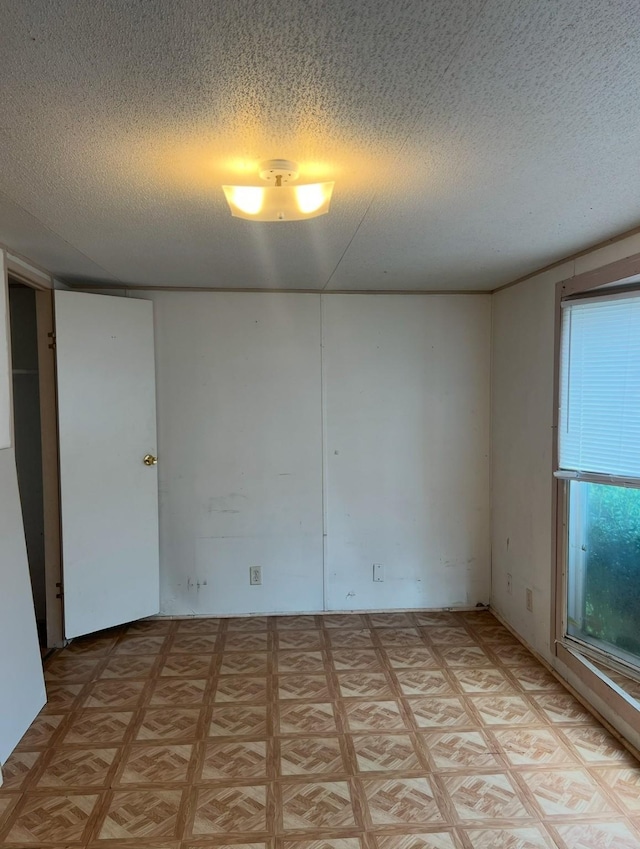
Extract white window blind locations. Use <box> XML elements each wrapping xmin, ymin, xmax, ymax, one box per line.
<box><xmin>559</xmin><ymin>293</ymin><xmax>640</xmax><ymax>478</ymax></box>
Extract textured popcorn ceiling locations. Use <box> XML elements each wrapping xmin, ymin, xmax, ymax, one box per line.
<box><xmin>0</xmin><ymin>0</ymin><xmax>639</xmax><ymax>291</ymax></box>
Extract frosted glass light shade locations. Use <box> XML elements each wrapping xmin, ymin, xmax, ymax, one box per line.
<box><xmin>223</xmin><ymin>182</ymin><xmax>334</xmax><ymax>221</ymax></box>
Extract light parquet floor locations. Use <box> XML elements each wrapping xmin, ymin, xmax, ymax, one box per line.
<box><xmin>1</xmin><ymin>610</ymin><xmax>639</xmax><ymax>848</ymax></box>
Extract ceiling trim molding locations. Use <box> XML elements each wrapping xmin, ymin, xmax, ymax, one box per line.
<box><xmin>491</xmin><ymin>222</ymin><xmax>640</xmax><ymax>295</ymax></box>
<box><xmin>66</xmin><ymin>284</ymin><xmax>489</xmax><ymax>296</ymax></box>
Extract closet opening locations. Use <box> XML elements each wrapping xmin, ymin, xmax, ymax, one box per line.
<box><xmin>8</xmin><ymin>277</ymin><xmax>63</xmax><ymax>654</ymax></box>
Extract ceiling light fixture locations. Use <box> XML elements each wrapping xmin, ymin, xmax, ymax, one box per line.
<box><xmin>223</xmin><ymin>160</ymin><xmax>334</xmax><ymax>222</ymax></box>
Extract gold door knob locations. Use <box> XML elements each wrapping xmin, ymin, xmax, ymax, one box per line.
<box><xmin>143</xmin><ymin>454</ymin><xmax>158</xmax><ymax>466</ymax></box>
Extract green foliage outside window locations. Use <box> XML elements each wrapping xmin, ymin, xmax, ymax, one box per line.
<box><xmin>582</xmin><ymin>483</ymin><xmax>640</xmax><ymax>659</ymax></box>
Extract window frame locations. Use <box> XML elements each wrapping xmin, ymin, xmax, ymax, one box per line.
<box><xmin>552</xmin><ymin>253</ymin><xmax>640</xmax><ymax>730</ymax></box>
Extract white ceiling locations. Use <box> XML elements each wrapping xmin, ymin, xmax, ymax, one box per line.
<box><xmin>1</xmin><ymin>0</ymin><xmax>640</xmax><ymax>291</ymax></box>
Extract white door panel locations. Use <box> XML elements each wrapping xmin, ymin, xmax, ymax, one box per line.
<box><xmin>55</xmin><ymin>291</ymin><xmax>159</xmax><ymax>638</ymax></box>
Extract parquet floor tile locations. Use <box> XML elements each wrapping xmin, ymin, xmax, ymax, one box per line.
<box><xmin>227</xmin><ymin>617</ymin><xmax>270</xmax><ymax>631</ymax></box>
<box><xmin>36</xmin><ymin>747</ymin><xmax>118</xmax><ymax>788</ymax></box>
<box><xmin>276</xmin><ymin>615</ymin><xmax>321</xmax><ymax>630</ymax></box>
<box><xmin>407</xmin><ymin>696</ymin><xmax>475</xmax><ymax>730</ymax></box>
<box><xmin>461</xmin><ymin>826</ymin><xmax>555</xmax><ymax>848</ymax></box>
<box><xmin>280</xmin><ymin>780</ymin><xmax>356</xmax><ymax>830</ymax></box>
<box><xmin>40</xmin><ymin>681</ymin><xmax>83</xmax><ymax>712</ymax></box>
<box><xmin>343</xmin><ymin>700</ymin><xmax>406</xmax><ymax>732</ymax></box>
<box><xmin>191</xmin><ymin>784</ymin><xmax>267</xmax><ymax>835</ymax></box>
<box><xmin>117</xmin><ymin>744</ymin><xmax>193</xmax><ymax>785</ymax></box>
<box><xmin>160</xmin><ymin>654</ymin><xmax>214</xmax><ymax>678</ymax></box>
<box><xmin>278</xmin><ymin>650</ymin><xmax>326</xmax><ymax>673</ymax></box>
<box><xmin>114</xmin><ymin>635</ymin><xmax>168</xmax><ymax>655</ymax></box>
<box><xmin>375</xmin><ymin>628</ymin><xmax>425</xmax><ymax>647</ymax></box>
<box><xmin>469</xmin><ymin>694</ymin><xmax>540</xmax><ymax>726</ymax></box>
<box><xmin>592</xmin><ymin>766</ymin><xmax>640</xmax><ymax>814</ymax></box>
<box><xmin>170</xmin><ymin>634</ymin><xmax>219</xmax><ymax>654</ymax></box>
<box><xmin>361</xmin><ymin>776</ymin><xmax>444</xmax><ymax>825</ymax></box>
<box><xmin>0</xmin><ymin>752</ymin><xmax>41</xmax><ymax>792</ymax></box>
<box><xmin>426</xmin><ymin>627</ymin><xmax>477</xmax><ymax>646</ymax></box>
<box><xmin>352</xmin><ymin>733</ymin><xmax>422</xmax><ymax>773</ymax></box>
<box><xmin>135</xmin><ymin>707</ymin><xmax>202</xmax><ymax>742</ymax></box>
<box><xmin>279</xmin><ymin>737</ymin><xmax>345</xmax><ymax>776</ymax></box>
<box><xmin>375</xmin><ymin>833</ymin><xmax>457</xmax><ymax>849</ymax></box>
<box><xmin>383</xmin><ymin>646</ymin><xmax>440</xmax><ymax>669</ymax></box>
<box><xmin>82</xmin><ymin>679</ymin><xmax>146</xmax><ymax>709</ymax></box>
<box><xmin>395</xmin><ymin>669</ymin><xmax>454</xmax><ymax>696</ymax></box>
<box><xmin>200</xmin><ymin>740</ymin><xmax>268</xmax><ymax>780</ymax></box>
<box><xmin>521</xmin><ymin>768</ymin><xmax>619</xmax><ymax>817</ymax></box>
<box><xmin>62</xmin><ymin>710</ymin><xmax>133</xmax><ymax>745</ymax></box>
<box><xmin>451</xmin><ymin>667</ymin><xmax>515</xmax><ymax>694</ymax></box>
<box><xmin>98</xmin><ymin>788</ymin><xmax>183</xmax><ymax>839</ymax></box>
<box><xmin>369</xmin><ymin>613</ymin><xmax>415</xmax><ymax>629</ymax></box>
<box><xmin>443</xmin><ymin>771</ymin><xmax>532</xmax><ymax>821</ymax></box>
<box><xmin>414</xmin><ymin>611</ymin><xmax>459</xmax><ymax>626</ymax></box>
<box><xmin>553</xmin><ymin>820</ymin><xmax>640</xmax><ymax>849</ymax></box>
<box><xmin>421</xmin><ymin>729</ymin><xmax>503</xmax><ymax>770</ymax></box>
<box><xmin>4</xmin><ymin>792</ymin><xmax>99</xmax><ymax>843</ymax></box>
<box><xmin>277</xmin><ymin>631</ymin><xmax>324</xmax><ymax>651</ymax></box>
<box><xmin>209</xmin><ymin>704</ymin><xmax>269</xmax><ymax>738</ymax></box>
<box><xmin>283</xmin><ymin>839</ymin><xmax>362</xmax><ymax>849</ymax></box>
<box><xmin>100</xmin><ymin>654</ymin><xmax>159</xmax><ymax>679</ymax></box>
<box><xmin>215</xmin><ymin>676</ymin><xmax>269</xmax><ymax>703</ymax></box>
<box><xmin>278</xmin><ymin>702</ymin><xmax>338</xmax><ymax>735</ymax></box>
<box><xmin>220</xmin><ymin>651</ymin><xmax>269</xmax><ymax>676</ymax></box>
<box><xmin>436</xmin><ymin>646</ymin><xmax>493</xmax><ymax>667</ymax></box>
<box><xmin>560</xmin><ymin>725</ymin><xmax>638</xmax><ymax>765</ymax></box>
<box><xmin>337</xmin><ymin>673</ymin><xmax>393</xmax><ymax>699</ymax></box>
<box><xmin>44</xmin><ymin>656</ymin><xmax>101</xmax><ymax>683</ymax></box>
<box><xmin>327</xmin><ymin>630</ymin><xmax>374</xmax><ymax>649</ymax></box>
<box><xmin>15</xmin><ymin>714</ymin><xmax>64</xmax><ymax>750</ymax></box>
<box><xmin>224</xmin><ymin>632</ymin><xmax>271</xmax><ymax>652</ymax></box>
<box><xmin>492</xmin><ymin>727</ymin><xmax>578</xmax><ymax>767</ymax></box>
<box><xmin>149</xmin><ymin>678</ymin><xmax>209</xmax><ymax>707</ymax></box>
<box><xmin>322</xmin><ymin>614</ymin><xmax>368</xmax><ymax>629</ymax></box>
<box><xmin>529</xmin><ymin>693</ymin><xmax>594</xmax><ymax>724</ymax></box>
<box><xmin>331</xmin><ymin>650</ymin><xmax>382</xmax><ymax>672</ymax></box>
<box><xmin>508</xmin><ymin>666</ymin><xmax>564</xmax><ymax>693</ymax></box>
<box><xmin>279</xmin><ymin>674</ymin><xmax>332</xmax><ymax>701</ymax></box>
<box><xmin>1</xmin><ymin>611</ymin><xmax>638</xmax><ymax>848</ymax></box>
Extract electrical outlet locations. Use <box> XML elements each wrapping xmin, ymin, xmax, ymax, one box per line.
<box><xmin>526</xmin><ymin>587</ymin><xmax>533</xmax><ymax>612</ymax></box>
<box><xmin>373</xmin><ymin>563</ymin><xmax>384</xmax><ymax>582</ymax></box>
<box><xmin>250</xmin><ymin>566</ymin><xmax>262</xmax><ymax>586</ymax></box>
<box><xmin>507</xmin><ymin>573</ymin><xmax>512</xmax><ymax>595</ymax></box>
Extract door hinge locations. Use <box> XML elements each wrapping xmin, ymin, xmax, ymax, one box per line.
<box><xmin>48</xmin><ymin>332</ymin><xmax>56</xmax><ymax>350</ymax></box>
<box><xmin>56</xmin><ymin>581</ymin><xmax>63</xmax><ymax>600</ymax></box>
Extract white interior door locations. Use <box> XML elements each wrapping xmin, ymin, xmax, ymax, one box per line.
<box><xmin>55</xmin><ymin>290</ymin><xmax>159</xmax><ymax>639</ymax></box>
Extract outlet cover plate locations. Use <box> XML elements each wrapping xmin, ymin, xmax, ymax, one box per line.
<box><xmin>250</xmin><ymin>566</ymin><xmax>262</xmax><ymax>586</ymax></box>
<box><xmin>373</xmin><ymin>563</ymin><xmax>384</xmax><ymax>582</ymax></box>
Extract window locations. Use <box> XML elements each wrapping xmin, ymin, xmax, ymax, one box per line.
<box><xmin>558</xmin><ymin>292</ymin><xmax>640</xmax><ymax>671</ymax></box>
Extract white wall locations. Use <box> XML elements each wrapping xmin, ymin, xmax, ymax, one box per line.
<box><xmin>490</xmin><ymin>264</ymin><xmax>565</xmax><ymax>657</ymax></box>
<box><xmin>490</xmin><ymin>232</ymin><xmax>640</xmax><ymax>745</ymax></box>
<box><xmin>151</xmin><ymin>291</ymin><xmax>491</xmax><ymax>615</ymax></box>
<box><xmin>323</xmin><ymin>295</ymin><xmax>491</xmax><ymax>610</ymax></box>
<box><xmin>0</xmin><ymin>253</ymin><xmax>46</xmax><ymax>764</ymax></box>
<box><xmin>153</xmin><ymin>292</ymin><xmax>324</xmax><ymax>615</ymax></box>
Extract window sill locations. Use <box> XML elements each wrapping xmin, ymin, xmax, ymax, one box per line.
<box><xmin>556</xmin><ymin>640</ymin><xmax>640</xmax><ymax>733</ymax></box>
